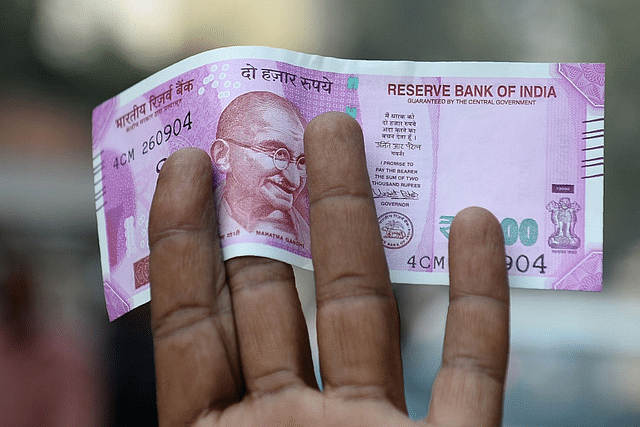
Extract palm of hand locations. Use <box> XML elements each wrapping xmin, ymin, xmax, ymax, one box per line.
<box><xmin>149</xmin><ymin>113</ymin><xmax>509</xmax><ymax>427</ymax></box>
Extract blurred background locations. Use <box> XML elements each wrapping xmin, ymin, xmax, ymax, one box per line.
<box><xmin>0</xmin><ymin>0</ymin><xmax>638</xmax><ymax>425</ymax></box>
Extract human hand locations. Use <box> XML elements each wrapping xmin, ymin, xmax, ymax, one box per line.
<box><xmin>148</xmin><ymin>112</ymin><xmax>509</xmax><ymax>426</ymax></box>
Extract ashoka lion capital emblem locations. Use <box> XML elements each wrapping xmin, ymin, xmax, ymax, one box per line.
<box><xmin>547</xmin><ymin>197</ymin><xmax>581</xmax><ymax>249</ymax></box>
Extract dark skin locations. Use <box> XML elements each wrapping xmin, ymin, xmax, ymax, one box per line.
<box><xmin>149</xmin><ymin>112</ymin><xmax>510</xmax><ymax>426</ymax></box>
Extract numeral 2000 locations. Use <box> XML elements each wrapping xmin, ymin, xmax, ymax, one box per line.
<box><xmin>501</xmin><ymin>218</ymin><xmax>538</xmax><ymax>246</ymax></box>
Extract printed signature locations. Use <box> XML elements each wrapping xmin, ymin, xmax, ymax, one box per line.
<box><xmin>372</xmin><ymin>188</ymin><xmax>419</xmax><ymax>200</ymax></box>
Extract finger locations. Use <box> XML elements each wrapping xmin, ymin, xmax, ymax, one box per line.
<box><xmin>149</xmin><ymin>148</ymin><xmax>242</xmax><ymax>425</ymax></box>
<box><xmin>427</xmin><ymin>207</ymin><xmax>510</xmax><ymax>427</ymax></box>
<box><xmin>305</xmin><ymin>112</ymin><xmax>406</xmax><ymax>412</ymax></box>
<box><xmin>224</xmin><ymin>256</ymin><xmax>317</xmax><ymax>396</ymax></box>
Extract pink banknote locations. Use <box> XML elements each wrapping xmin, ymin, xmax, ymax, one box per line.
<box><xmin>92</xmin><ymin>47</ymin><xmax>604</xmax><ymax>320</ymax></box>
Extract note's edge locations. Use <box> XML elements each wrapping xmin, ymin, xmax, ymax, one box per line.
<box><xmin>111</xmin><ymin>46</ymin><xmax>562</xmax><ymax>109</ymax></box>
<box><xmin>222</xmin><ymin>242</ymin><xmax>314</xmax><ymax>271</ymax></box>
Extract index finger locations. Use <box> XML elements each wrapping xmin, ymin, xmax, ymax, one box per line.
<box><xmin>148</xmin><ymin>148</ymin><xmax>242</xmax><ymax>424</ymax></box>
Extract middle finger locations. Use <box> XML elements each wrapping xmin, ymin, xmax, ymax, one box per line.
<box><xmin>305</xmin><ymin>112</ymin><xmax>406</xmax><ymax>412</ymax></box>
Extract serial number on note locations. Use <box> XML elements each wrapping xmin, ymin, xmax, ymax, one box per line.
<box><xmin>112</xmin><ymin>111</ymin><xmax>193</xmax><ymax>169</ymax></box>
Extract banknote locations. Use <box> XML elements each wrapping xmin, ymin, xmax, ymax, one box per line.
<box><xmin>92</xmin><ymin>46</ymin><xmax>604</xmax><ymax>320</ymax></box>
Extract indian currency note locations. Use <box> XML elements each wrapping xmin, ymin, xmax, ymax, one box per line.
<box><xmin>92</xmin><ymin>46</ymin><xmax>604</xmax><ymax>320</ymax></box>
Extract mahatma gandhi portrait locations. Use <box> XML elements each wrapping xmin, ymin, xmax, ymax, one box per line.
<box><xmin>210</xmin><ymin>91</ymin><xmax>310</xmax><ymax>246</ymax></box>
